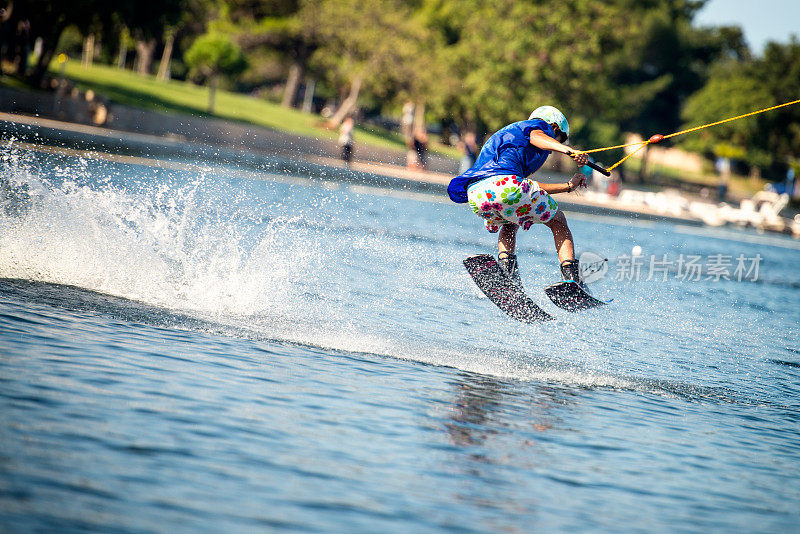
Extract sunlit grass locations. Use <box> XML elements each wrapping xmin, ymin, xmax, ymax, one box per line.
<box><xmin>0</xmin><ymin>72</ymin><xmax>32</xmax><ymax>90</ymax></box>
<box><xmin>52</xmin><ymin>60</ymin><xmax>459</xmax><ymax>158</ymax></box>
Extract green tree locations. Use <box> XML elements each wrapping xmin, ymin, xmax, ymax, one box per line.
<box><xmin>185</xmin><ymin>32</ymin><xmax>247</xmax><ymax>112</ymax></box>
<box><xmin>1</xmin><ymin>0</ymin><xmax>107</xmax><ymax>84</ymax></box>
<box><xmin>681</xmin><ymin>38</ymin><xmax>800</xmax><ymax>173</ymax></box>
<box><xmin>681</xmin><ymin>66</ymin><xmax>773</xmax><ymax>163</ymax></box>
<box><xmin>420</xmin><ymin>0</ymin><xmax>744</xmax><ymax>153</ymax></box>
<box><xmin>301</xmin><ymin>0</ymin><xmax>436</xmax><ymax>127</ymax></box>
<box><xmin>755</xmin><ymin>39</ymin><xmax>800</xmax><ymax>167</ymax></box>
<box><xmin>0</xmin><ymin>0</ymin><xmax>186</xmax><ymax>84</ymax></box>
<box><xmin>230</xmin><ymin>11</ymin><xmax>318</xmax><ymax>108</ymax></box>
<box><xmin>616</xmin><ymin>4</ymin><xmax>748</xmax><ymax>138</ymax></box>
<box><xmin>420</xmin><ymin>0</ymin><xmax>650</xmax><ymax>142</ymax></box>
<box><xmin>207</xmin><ymin>1</ymin><xmax>301</xmax><ymax>105</ymax></box>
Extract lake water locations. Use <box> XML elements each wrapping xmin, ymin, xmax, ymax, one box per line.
<box><xmin>1</xmin><ymin>141</ymin><xmax>799</xmax><ymax>533</ymax></box>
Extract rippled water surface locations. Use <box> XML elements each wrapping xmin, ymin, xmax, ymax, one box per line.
<box><xmin>1</xmin><ymin>144</ymin><xmax>799</xmax><ymax>532</ymax></box>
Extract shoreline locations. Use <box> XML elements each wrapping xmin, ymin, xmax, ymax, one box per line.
<box><xmin>4</xmin><ymin>111</ymin><xmax>798</xmax><ymax>237</ymax></box>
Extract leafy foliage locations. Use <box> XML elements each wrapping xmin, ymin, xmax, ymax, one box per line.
<box><xmin>681</xmin><ymin>38</ymin><xmax>800</xmax><ymax>171</ymax></box>
<box><xmin>185</xmin><ymin>32</ymin><xmax>247</xmax><ymax>78</ymax></box>
<box><xmin>185</xmin><ymin>31</ymin><xmax>247</xmax><ymax>111</ymax></box>
<box><xmin>1</xmin><ymin>0</ymin><xmax>186</xmax><ymax>84</ymax></box>
<box><xmin>299</xmin><ymin>0</ymin><xmax>435</xmax><ymax>99</ymax></box>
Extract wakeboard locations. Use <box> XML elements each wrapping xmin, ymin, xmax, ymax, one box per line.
<box><xmin>463</xmin><ymin>254</ymin><xmax>553</xmax><ymax>323</ymax></box>
<box><xmin>544</xmin><ymin>281</ymin><xmax>607</xmax><ymax>312</ymax></box>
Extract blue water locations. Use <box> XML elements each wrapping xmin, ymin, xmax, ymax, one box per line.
<box><xmin>1</xmin><ymin>143</ymin><xmax>799</xmax><ymax>533</ymax></box>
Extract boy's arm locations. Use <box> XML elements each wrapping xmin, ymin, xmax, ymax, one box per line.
<box><xmin>538</xmin><ymin>174</ymin><xmax>587</xmax><ymax>195</ymax></box>
<box><xmin>529</xmin><ymin>130</ymin><xmax>588</xmax><ymax>165</ymax></box>
<box><xmin>531</xmin><ymin>130</ymin><xmax>589</xmax><ymax>195</ymax></box>
<box><xmin>529</xmin><ymin>129</ymin><xmax>589</xmax><ymax>194</ymax></box>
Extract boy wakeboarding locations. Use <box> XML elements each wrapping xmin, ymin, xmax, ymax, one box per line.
<box><xmin>448</xmin><ymin>106</ymin><xmax>589</xmax><ymax>286</ymax></box>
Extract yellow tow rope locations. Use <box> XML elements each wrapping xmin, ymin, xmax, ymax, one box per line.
<box><xmin>577</xmin><ymin>98</ymin><xmax>800</xmax><ymax>171</ymax></box>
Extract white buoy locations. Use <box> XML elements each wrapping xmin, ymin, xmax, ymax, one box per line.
<box><xmin>631</xmin><ymin>245</ymin><xmax>642</xmax><ymax>257</ymax></box>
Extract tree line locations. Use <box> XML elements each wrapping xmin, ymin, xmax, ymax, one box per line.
<box><xmin>2</xmin><ymin>0</ymin><xmax>798</xmax><ymax>177</ymax></box>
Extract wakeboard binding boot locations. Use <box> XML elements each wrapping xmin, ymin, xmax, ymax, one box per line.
<box><xmin>560</xmin><ymin>259</ymin><xmax>584</xmax><ymax>287</ymax></box>
<box><xmin>498</xmin><ymin>251</ymin><xmax>521</xmax><ymax>287</ymax></box>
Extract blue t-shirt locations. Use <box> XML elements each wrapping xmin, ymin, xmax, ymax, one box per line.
<box><xmin>447</xmin><ymin>119</ymin><xmax>555</xmax><ymax>203</ymax></box>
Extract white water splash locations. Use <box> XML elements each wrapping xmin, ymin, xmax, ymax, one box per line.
<box><xmin>0</xmin><ymin>145</ymin><xmax>311</xmax><ymax>318</ymax></box>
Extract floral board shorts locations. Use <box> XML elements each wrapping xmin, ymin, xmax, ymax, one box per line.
<box><xmin>466</xmin><ymin>175</ymin><xmax>559</xmax><ymax>233</ymax></box>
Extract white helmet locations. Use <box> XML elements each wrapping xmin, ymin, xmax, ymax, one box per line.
<box><xmin>529</xmin><ymin>105</ymin><xmax>569</xmax><ymax>141</ymax></box>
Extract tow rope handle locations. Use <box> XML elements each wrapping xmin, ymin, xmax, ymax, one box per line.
<box><xmin>567</xmin><ymin>151</ymin><xmax>611</xmax><ymax>176</ymax></box>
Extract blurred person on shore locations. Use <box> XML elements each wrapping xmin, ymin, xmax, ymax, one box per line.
<box><xmin>715</xmin><ymin>156</ymin><xmax>731</xmax><ymax>201</ymax></box>
<box><xmin>338</xmin><ymin>116</ymin><xmax>354</xmax><ymax>167</ymax></box>
<box><xmin>402</xmin><ymin>102</ymin><xmax>416</xmax><ymax>167</ymax></box>
<box><xmin>401</xmin><ymin>102</ymin><xmax>415</xmax><ymax>141</ymax></box>
<box><xmin>411</xmin><ymin>128</ymin><xmax>428</xmax><ymax>170</ymax></box>
<box><xmin>458</xmin><ymin>132</ymin><xmax>479</xmax><ymax>174</ymax></box>
<box><xmin>448</xmin><ymin>106</ymin><xmax>589</xmax><ymax>285</ymax></box>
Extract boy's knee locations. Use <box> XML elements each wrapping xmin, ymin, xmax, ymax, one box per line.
<box><xmin>498</xmin><ymin>223</ymin><xmax>518</xmax><ymax>235</ymax></box>
<box><xmin>546</xmin><ymin>211</ymin><xmax>568</xmax><ymax>229</ymax></box>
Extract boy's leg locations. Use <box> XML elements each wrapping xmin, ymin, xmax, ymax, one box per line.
<box><xmin>498</xmin><ymin>224</ymin><xmax>518</xmax><ymax>256</ymax></box>
<box><xmin>497</xmin><ymin>224</ymin><xmax>521</xmax><ymax>284</ymax></box>
<box><xmin>544</xmin><ymin>212</ymin><xmax>582</xmax><ymax>282</ymax></box>
<box><xmin>543</xmin><ymin>211</ymin><xmax>574</xmax><ymax>263</ymax></box>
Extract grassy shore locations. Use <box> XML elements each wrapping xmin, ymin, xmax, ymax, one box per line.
<box><xmin>53</xmin><ymin>61</ymin><xmax>459</xmax><ymax>158</ymax></box>
<box><xmin>30</xmin><ymin>61</ymin><xmax>773</xmax><ymax>199</ymax></box>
